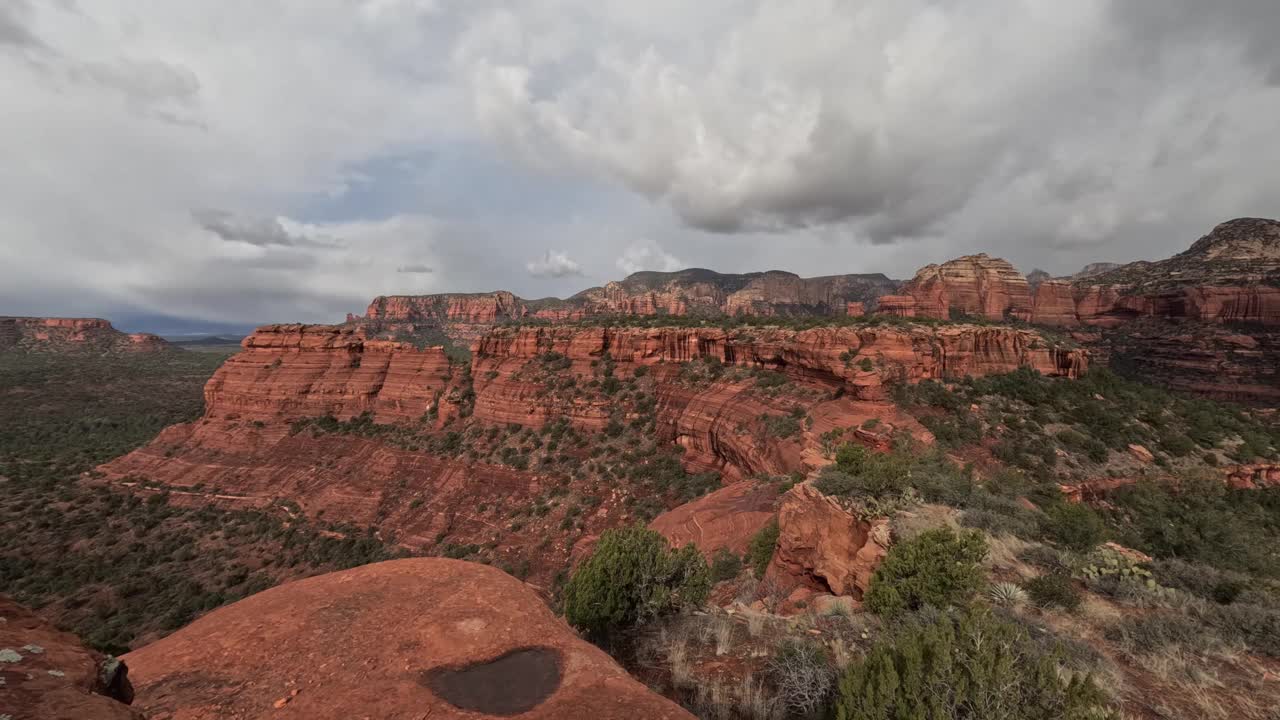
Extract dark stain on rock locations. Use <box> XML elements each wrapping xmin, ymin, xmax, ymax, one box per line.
<box><xmin>420</xmin><ymin>647</ymin><xmax>561</xmax><ymax>715</ymax></box>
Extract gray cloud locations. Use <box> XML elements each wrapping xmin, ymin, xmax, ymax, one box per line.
<box><xmin>397</xmin><ymin>263</ymin><xmax>435</xmax><ymax>274</ymax></box>
<box><xmin>0</xmin><ymin>1</ymin><xmax>41</xmax><ymax>49</ymax></box>
<box><xmin>193</xmin><ymin>209</ymin><xmax>342</xmax><ymax>249</ymax></box>
<box><xmin>466</xmin><ymin>0</ymin><xmax>1280</xmax><ymax>253</ymax></box>
<box><xmin>3</xmin><ymin>1</ymin><xmax>1280</xmax><ymax>327</ymax></box>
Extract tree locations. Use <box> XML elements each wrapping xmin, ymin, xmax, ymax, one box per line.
<box><xmin>562</xmin><ymin>525</ymin><xmax>709</xmax><ymax>638</ymax></box>
<box><xmin>863</xmin><ymin>528</ymin><xmax>987</xmax><ymax>617</ymax></box>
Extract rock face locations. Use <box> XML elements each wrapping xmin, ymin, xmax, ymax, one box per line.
<box><xmin>649</xmin><ymin>480</ymin><xmax>779</xmax><ymax>557</ymax></box>
<box><xmin>204</xmin><ymin>324</ymin><xmax>458</xmax><ymax>424</ymax></box>
<box><xmin>897</xmin><ymin>254</ymin><xmax>1034</xmax><ymax>321</ymax></box>
<box><xmin>355</xmin><ymin>270</ymin><xmax>900</xmax><ymax>347</ymax></box>
<box><xmin>471</xmin><ymin>324</ymin><xmax>1083</xmax><ymax>478</ymax></box>
<box><xmin>767</xmin><ymin>484</ymin><xmax>890</xmax><ymax>600</ymax></box>
<box><xmin>1069</xmin><ymin>218</ymin><xmax>1280</xmax><ymax>327</ymax></box>
<box><xmin>1029</xmin><ymin>280</ymin><xmax>1079</xmax><ymax>326</ymax></box>
<box><xmin>0</xmin><ymin>317</ymin><xmax>169</xmax><ymax>353</ymax></box>
<box><xmin>123</xmin><ymin>558</ymin><xmax>694</xmax><ymax>720</ymax></box>
<box><xmin>0</xmin><ymin>596</ymin><xmax>142</xmax><ymax>720</ymax></box>
<box><xmin>1103</xmin><ymin>324</ymin><xmax>1280</xmax><ymax>404</ymax></box>
<box><xmin>473</xmin><ymin>325</ymin><xmax>1087</xmax><ymax>403</ymax></box>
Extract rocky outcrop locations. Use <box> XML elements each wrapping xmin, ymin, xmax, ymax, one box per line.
<box><xmin>470</xmin><ymin>324</ymin><xmax>1084</xmax><ymax>478</ymax></box>
<box><xmin>0</xmin><ymin>596</ymin><xmax>142</xmax><ymax>720</ymax></box>
<box><xmin>649</xmin><ymin>481</ymin><xmax>779</xmax><ymax>557</ymax></box>
<box><xmin>898</xmin><ymin>254</ymin><xmax>1034</xmax><ymax>322</ymax></box>
<box><xmin>123</xmin><ymin>558</ymin><xmax>694</xmax><ymax>719</ymax></box>
<box><xmin>1073</xmin><ymin>262</ymin><xmax>1122</xmax><ymax>281</ymax></box>
<box><xmin>1069</xmin><ymin>218</ymin><xmax>1280</xmax><ymax>328</ymax></box>
<box><xmin>203</xmin><ymin>324</ymin><xmax>457</xmax><ymax>424</ymax></box>
<box><xmin>1060</xmin><ymin>463</ymin><xmax>1280</xmax><ymax>502</ymax></box>
<box><xmin>473</xmin><ymin>325</ymin><xmax>1087</xmax><ymax>402</ymax></box>
<box><xmin>0</xmin><ymin>317</ymin><xmax>170</xmax><ymax>354</ymax></box>
<box><xmin>353</xmin><ymin>271</ymin><xmax>900</xmax><ymax>347</ymax></box>
<box><xmin>1224</xmin><ymin>463</ymin><xmax>1280</xmax><ymax>490</ymax></box>
<box><xmin>875</xmin><ymin>295</ymin><xmax>918</xmax><ymax>317</ymax></box>
<box><xmin>766</xmin><ymin>484</ymin><xmax>890</xmax><ymax>600</ymax></box>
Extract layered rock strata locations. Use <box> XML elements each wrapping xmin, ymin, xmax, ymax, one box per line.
<box><xmin>897</xmin><ymin>254</ymin><xmax>1034</xmax><ymax>321</ymax></box>
<box><xmin>204</xmin><ymin>323</ymin><xmax>458</xmax><ymax>423</ymax></box>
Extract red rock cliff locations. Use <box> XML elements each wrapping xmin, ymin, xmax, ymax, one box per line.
<box><xmin>203</xmin><ymin>324</ymin><xmax>456</xmax><ymax>424</ymax></box>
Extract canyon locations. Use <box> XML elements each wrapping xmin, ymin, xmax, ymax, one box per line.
<box><xmin>96</xmin><ymin>320</ymin><xmax>1085</xmax><ymax>593</ymax></box>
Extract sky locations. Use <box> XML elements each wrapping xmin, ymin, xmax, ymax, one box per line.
<box><xmin>2</xmin><ymin>0</ymin><xmax>1279</xmax><ymax>330</ymax></box>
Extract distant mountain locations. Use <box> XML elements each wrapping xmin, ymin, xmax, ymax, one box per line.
<box><xmin>107</xmin><ymin>312</ymin><xmax>259</xmax><ymax>338</ymax></box>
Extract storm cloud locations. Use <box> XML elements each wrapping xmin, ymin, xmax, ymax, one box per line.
<box><xmin>1</xmin><ymin>1</ymin><xmax>1278</xmax><ymax>328</ymax></box>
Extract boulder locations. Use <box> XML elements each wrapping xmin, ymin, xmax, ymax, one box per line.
<box><xmin>649</xmin><ymin>480</ymin><xmax>778</xmax><ymax>557</ymax></box>
<box><xmin>124</xmin><ymin>558</ymin><xmax>694</xmax><ymax>720</ymax></box>
<box><xmin>0</xmin><ymin>596</ymin><xmax>142</xmax><ymax>719</ymax></box>
<box><xmin>767</xmin><ymin>484</ymin><xmax>890</xmax><ymax>600</ymax></box>
<box><xmin>1127</xmin><ymin>444</ymin><xmax>1155</xmax><ymax>464</ymax></box>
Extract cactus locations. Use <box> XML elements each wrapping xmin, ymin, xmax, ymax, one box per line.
<box><xmin>1079</xmin><ymin>547</ymin><xmax>1171</xmax><ymax>600</ymax></box>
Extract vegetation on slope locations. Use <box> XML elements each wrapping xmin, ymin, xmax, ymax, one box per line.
<box><xmin>0</xmin><ymin>351</ymin><xmax>402</xmax><ymax>654</ymax></box>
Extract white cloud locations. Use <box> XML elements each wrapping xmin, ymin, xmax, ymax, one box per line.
<box><xmin>526</xmin><ymin>250</ymin><xmax>583</xmax><ymax>278</ymax></box>
<box><xmin>616</xmin><ymin>241</ymin><xmax>683</xmax><ymax>275</ymax></box>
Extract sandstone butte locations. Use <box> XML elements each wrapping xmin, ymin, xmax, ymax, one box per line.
<box><xmin>0</xmin><ymin>316</ymin><xmax>169</xmax><ymax>353</ymax></box>
<box><xmin>0</xmin><ymin>596</ymin><xmax>142</xmax><ymax>720</ymax></box>
<box><xmin>123</xmin><ymin>558</ymin><xmax>694</xmax><ymax>720</ymax></box>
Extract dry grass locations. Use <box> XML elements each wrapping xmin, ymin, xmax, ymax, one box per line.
<box><xmin>713</xmin><ymin>616</ymin><xmax>735</xmax><ymax>656</ymax></box>
<box><xmin>666</xmin><ymin>637</ymin><xmax>693</xmax><ymax>690</ymax></box>
<box><xmin>984</xmin><ymin>533</ymin><xmax>1038</xmax><ymax>579</ymax></box>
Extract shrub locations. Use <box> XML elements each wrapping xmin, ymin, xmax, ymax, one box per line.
<box><xmin>1106</xmin><ymin>612</ymin><xmax>1217</xmax><ymax>655</ymax></box>
<box><xmin>835</xmin><ymin>609</ymin><xmax>1115</xmax><ymax>720</ymax></box>
<box><xmin>1106</xmin><ymin>477</ymin><xmax>1280</xmax><ymax>577</ymax></box>
<box><xmin>1200</xmin><ymin>601</ymin><xmax>1280</xmax><ymax>657</ymax></box>
<box><xmin>761</xmin><ymin>414</ymin><xmax>802</xmax><ymax>439</ymax></box>
<box><xmin>769</xmin><ymin>638</ymin><xmax>834</xmax><ymax>717</ymax></box>
<box><xmin>562</xmin><ymin>526</ymin><xmax>710</xmax><ymax>638</ymax></box>
<box><xmin>864</xmin><ymin>528</ymin><xmax>987</xmax><ymax>616</ymax></box>
<box><xmin>709</xmin><ymin>549</ymin><xmax>743</xmax><ymax>583</ymax></box>
<box><xmin>754</xmin><ymin>370</ymin><xmax>788</xmax><ymax>389</ymax></box>
<box><xmin>1024</xmin><ymin>573</ymin><xmax>1082</xmax><ymax>612</ymax></box>
<box><xmin>748</xmin><ymin>520</ymin><xmax>780</xmax><ymax>578</ymax></box>
<box><xmin>1040</xmin><ymin>502</ymin><xmax>1105</xmax><ymax>553</ymax></box>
